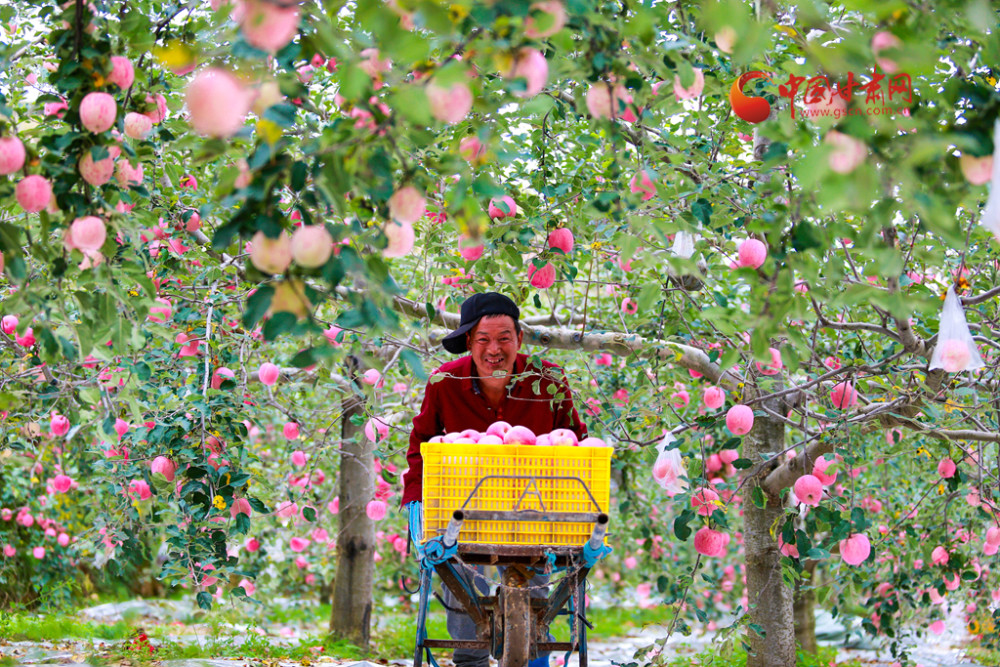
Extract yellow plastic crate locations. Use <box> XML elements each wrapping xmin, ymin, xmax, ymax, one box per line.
<box><xmin>421</xmin><ymin>442</ymin><xmax>612</xmax><ymax>546</ymax></box>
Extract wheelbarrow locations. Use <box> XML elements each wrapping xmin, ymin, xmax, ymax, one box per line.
<box><xmin>410</xmin><ymin>457</ymin><xmax>614</xmax><ymax>667</ymax></box>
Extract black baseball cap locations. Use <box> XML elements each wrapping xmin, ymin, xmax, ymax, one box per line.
<box><xmin>441</xmin><ymin>292</ymin><xmax>520</xmax><ymax>353</ymax></box>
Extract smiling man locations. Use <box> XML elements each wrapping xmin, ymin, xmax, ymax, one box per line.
<box><xmin>401</xmin><ymin>291</ymin><xmax>588</xmax><ymax>667</ymax></box>
<box><xmin>401</xmin><ymin>291</ymin><xmax>588</xmax><ymax>506</ymax></box>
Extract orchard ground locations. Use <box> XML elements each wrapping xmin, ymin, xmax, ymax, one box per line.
<box><xmin>0</xmin><ymin>593</ymin><xmax>991</xmax><ymax>667</ymax></box>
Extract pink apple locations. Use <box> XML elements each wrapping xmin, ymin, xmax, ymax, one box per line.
<box><xmin>290</xmin><ymin>225</ymin><xmax>333</xmax><ymax>268</ymax></box>
<box><xmin>737</xmin><ymin>239</ymin><xmax>767</xmax><ymax>269</ymax></box>
<box><xmin>487</xmin><ymin>421</ymin><xmax>512</xmax><ymax>438</ymax></box>
<box><xmin>185</xmin><ymin>212</ymin><xmax>202</xmax><ymax>232</ymax></box>
<box><xmin>124</xmin><ymin>112</ymin><xmax>153</xmax><ymax>140</ymax></box>
<box><xmin>504</xmin><ymin>425</ymin><xmax>537</xmax><ymax>446</ymax></box>
<box><xmin>383</xmin><ymin>220</ymin><xmax>415</xmax><ymax>257</ymax></box>
<box><xmin>703</xmin><ymin>386</ymin><xmax>725</xmax><ymax>410</ymax></box>
<box><xmin>548</xmin><ymin>228</ymin><xmax>574</xmax><ymax>253</ymax></box>
<box><xmin>0</xmin><ymin>136</ymin><xmax>26</xmax><ymax>175</ymax></box>
<box><xmin>586</xmin><ymin>83</ymin><xmax>634</xmax><ymax>121</ymax></box>
<box><xmin>506</xmin><ymin>48</ymin><xmax>548</xmax><ymax>98</ymax></box>
<box><xmin>459</xmin><ymin>236</ymin><xmax>484</xmax><ymax>261</ymax></box>
<box><xmin>427</xmin><ymin>81</ymin><xmax>473</xmax><ymax>124</ymax></box>
<box><xmin>78</xmin><ymin>144</ymin><xmax>121</xmax><ymax>187</ymax></box>
<box><xmin>825</xmin><ymin>131</ymin><xmax>866</xmax><ymax>174</ymax></box>
<box><xmin>579</xmin><ymin>437</ymin><xmax>608</xmax><ymax>447</ymax></box>
<box><xmin>151</xmin><ymin>456</ymin><xmax>177</xmax><ymax>481</ymax></box>
<box><xmin>459</xmin><ymin>135</ymin><xmax>487</xmax><ymax>162</ymax></box>
<box><xmin>871</xmin><ymin>31</ymin><xmax>901</xmax><ymax>74</ymax></box>
<box><xmin>258</xmin><ymin>362</ymin><xmax>280</xmax><ymax>386</ymax></box>
<box><xmin>693</xmin><ymin>527</ymin><xmax>725</xmax><ymax>557</ymax></box>
<box><xmin>211</xmin><ymin>367</ymin><xmax>235</xmax><ymax>389</ymax></box>
<box><xmin>524</xmin><ymin>0</ymin><xmax>566</xmax><ymax>38</ymax></box>
<box><xmin>629</xmin><ymin>170</ymin><xmax>655</xmax><ymax>201</ymax></box>
<box><xmin>143</xmin><ymin>93</ymin><xmax>168</xmax><ymax>124</ymax></box>
<box><xmin>961</xmin><ymin>154</ymin><xmax>993</xmax><ymax>186</ymax></box>
<box><xmin>725</xmin><ymin>404</ymin><xmax>754</xmax><ymax>436</ymax></box>
<box><xmin>79</xmin><ymin>92</ymin><xmax>117</xmax><ymax>133</ymax></box>
<box><xmin>108</xmin><ymin>55</ymin><xmax>134</xmax><ymax>89</ymax></box>
<box><xmin>478</xmin><ymin>434</ymin><xmax>503</xmax><ymax>445</ymax></box>
<box><xmin>549</xmin><ymin>428</ymin><xmax>579</xmax><ymax>447</ymax></box>
<box><xmin>488</xmin><ymin>196</ymin><xmax>517</xmax><ymax>219</ymax></box>
<box><xmin>69</xmin><ymin>216</ymin><xmax>107</xmax><ymax>253</ymax></box>
<box><xmin>240</xmin><ymin>0</ymin><xmax>300</xmax><ymax>53</ymax></box>
<box><xmin>388</xmin><ymin>185</ymin><xmax>426</xmax><ymax>224</ymax></box>
<box><xmin>186</xmin><ymin>68</ymin><xmax>252</xmax><ymax>138</ymax></box>
<box><xmin>939</xmin><ymin>339</ymin><xmax>972</xmax><ymax>373</ymax></box>
<box><xmin>115</xmin><ymin>159</ymin><xmax>143</xmax><ymax>188</ymax></box>
<box><xmin>528</xmin><ymin>262</ymin><xmax>556</xmax><ymax>288</ymax></box>
<box><xmin>673</xmin><ymin>68</ymin><xmax>705</xmax><ymax>100</ymax></box>
<box><xmin>270</xmin><ymin>280</ymin><xmax>310</xmax><ymax>318</ymax></box>
<box><xmin>250</xmin><ymin>230</ymin><xmax>292</xmax><ymax>274</ymax></box>
<box><xmin>15</xmin><ymin>175</ymin><xmax>52</xmax><ymax>213</ymax></box>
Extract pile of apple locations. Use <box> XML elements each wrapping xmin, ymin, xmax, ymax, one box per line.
<box><xmin>427</xmin><ymin>421</ymin><xmax>608</xmax><ymax>447</ymax></box>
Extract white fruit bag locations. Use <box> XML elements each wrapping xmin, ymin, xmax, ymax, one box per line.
<box><xmin>929</xmin><ymin>286</ymin><xmax>984</xmax><ymax>373</ymax></box>
<box><xmin>980</xmin><ymin>118</ymin><xmax>1000</xmax><ymax>241</ymax></box>
<box><xmin>672</xmin><ymin>230</ymin><xmax>696</xmax><ymax>259</ymax></box>
<box><xmin>652</xmin><ymin>432</ymin><xmax>688</xmax><ymax>496</ymax></box>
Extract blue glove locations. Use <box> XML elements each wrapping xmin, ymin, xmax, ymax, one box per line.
<box><xmin>582</xmin><ymin>541</ymin><xmax>613</xmax><ymax>568</ymax></box>
<box><xmin>407</xmin><ymin>501</ymin><xmax>423</xmax><ymax>559</ymax></box>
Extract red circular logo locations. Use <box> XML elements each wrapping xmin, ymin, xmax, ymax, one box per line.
<box><xmin>729</xmin><ymin>71</ymin><xmax>771</xmax><ymax>124</ymax></box>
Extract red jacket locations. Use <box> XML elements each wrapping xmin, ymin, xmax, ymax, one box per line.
<box><xmin>400</xmin><ymin>353</ymin><xmax>588</xmax><ymax>506</ymax></box>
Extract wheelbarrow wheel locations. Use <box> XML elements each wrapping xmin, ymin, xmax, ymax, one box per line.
<box><xmin>500</xmin><ymin>584</ymin><xmax>531</xmax><ymax>667</ymax></box>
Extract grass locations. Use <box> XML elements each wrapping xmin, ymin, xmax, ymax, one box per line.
<box><xmin>965</xmin><ymin>646</ymin><xmax>1000</xmax><ymax>665</ymax></box>
<box><xmin>0</xmin><ymin>594</ymin><xmax>678</xmax><ymax>663</ymax></box>
<box><xmin>0</xmin><ymin>594</ymin><xmax>876</xmax><ymax>667</ymax></box>
<box><xmin>4</xmin><ymin>613</ymin><xmax>133</xmax><ymax>642</ymax></box>
<box><xmin>664</xmin><ymin>645</ymin><xmax>866</xmax><ymax>667</ymax></box>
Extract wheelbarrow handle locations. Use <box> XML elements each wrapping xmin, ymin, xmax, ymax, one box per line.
<box><xmin>586</xmin><ymin>513</ymin><xmax>609</xmax><ymax>552</ymax></box>
<box><xmin>443</xmin><ymin>509</ymin><xmax>465</xmax><ymax>548</ymax></box>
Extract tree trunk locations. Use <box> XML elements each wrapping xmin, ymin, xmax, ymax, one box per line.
<box><xmin>793</xmin><ymin>561</ymin><xmax>818</xmax><ymax>655</ymax></box>
<box><xmin>330</xmin><ymin>358</ymin><xmax>376</xmax><ymax>647</ymax></box>
<box><xmin>742</xmin><ymin>405</ymin><xmax>796</xmax><ymax>667</ymax></box>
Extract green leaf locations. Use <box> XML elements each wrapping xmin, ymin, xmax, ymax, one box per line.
<box><xmin>234</xmin><ymin>512</ymin><xmax>251</xmax><ymax>535</ymax></box>
<box><xmin>732</xmin><ymin>458</ymin><xmax>752</xmax><ymax>469</ymax></box>
<box><xmin>691</xmin><ymin>198</ymin><xmax>712</xmax><ymax>226</ymax></box>
<box><xmin>289</xmin><ymin>347</ymin><xmax>317</xmax><ymax>368</ymax></box>
<box><xmin>750</xmin><ymin>486</ymin><xmax>766</xmax><ymax>509</ymax></box>
<box><xmin>196</xmin><ymin>591</ymin><xmax>213</xmax><ymax>610</ymax></box>
<box><xmin>390</xmin><ymin>85</ymin><xmax>432</xmax><ymax>125</ymax></box>
<box><xmin>248</xmin><ymin>497</ymin><xmax>270</xmax><ymax>514</ymax></box>
<box><xmin>133</xmin><ymin>361</ymin><xmax>151</xmax><ymax>381</ymax></box>
<box><xmin>264</xmin><ymin>103</ymin><xmax>298</xmax><ymax>128</ymax></box>
<box><xmin>339</xmin><ymin>64</ymin><xmax>370</xmax><ymax>100</ymax></box>
<box><xmin>303</xmin><ymin>506</ymin><xmax>317</xmax><ymax>522</ymax></box>
<box><xmin>401</xmin><ymin>349</ymin><xmax>428</xmax><ymax>381</ymax></box>
<box><xmin>673</xmin><ymin>509</ymin><xmax>694</xmax><ymax>540</ymax></box>
<box><xmin>243</xmin><ymin>285</ymin><xmax>274</xmax><ymax>329</ymax></box>
<box><xmin>290</xmin><ymin>161</ymin><xmax>308</xmax><ymax>191</ymax></box>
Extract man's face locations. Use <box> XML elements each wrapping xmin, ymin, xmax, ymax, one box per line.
<box><xmin>467</xmin><ymin>315</ymin><xmax>523</xmax><ymax>378</ymax></box>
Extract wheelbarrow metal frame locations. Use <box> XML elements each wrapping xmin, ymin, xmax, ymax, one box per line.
<box><xmin>413</xmin><ymin>473</ymin><xmax>611</xmax><ymax>667</ymax></box>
